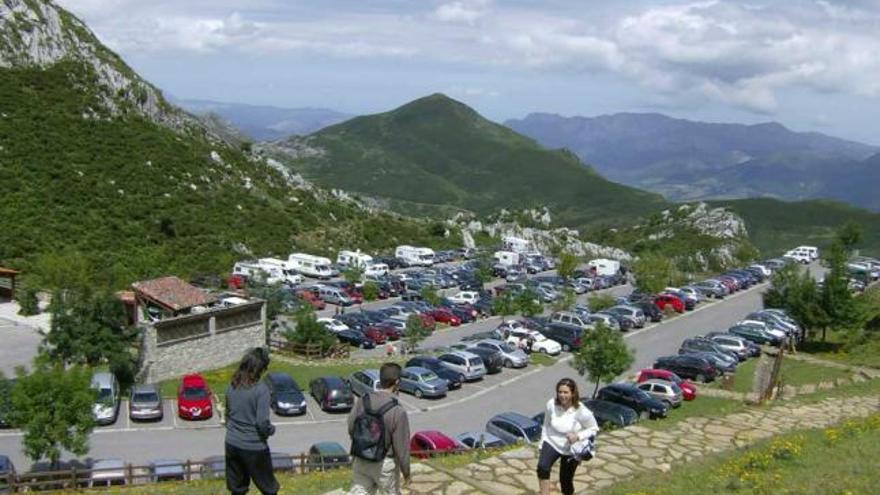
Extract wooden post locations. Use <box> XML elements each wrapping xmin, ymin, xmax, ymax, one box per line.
<box><xmin>71</xmin><ymin>467</ymin><xmax>77</xmax><ymax>489</ymax></box>
<box><xmin>185</xmin><ymin>460</ymin><xmax>192</xmax><ymax>481</ymax></box>
<box><xmin>125</xmin><ymin>463</ymin><xmax>133</xmax><ymax>485</ymax></box>
<box><xmin>299</xmin><ymin>452</ymin><xmax>306</xmax><ymax>474</ymax></box>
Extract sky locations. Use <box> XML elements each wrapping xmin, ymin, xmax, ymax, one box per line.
<box><xmin>56</xmin><ymin>0</ymin><xmax>880</xmax><ymax>144</ymax></box>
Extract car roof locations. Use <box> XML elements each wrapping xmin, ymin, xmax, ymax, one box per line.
<box><xmin>92</xmin><ymin>458</ymin><xmax>125</xmax><ymax>470</ymax></box>
<box><xmin>415</xmin><ymin>430</ymin><xmax>457</xmax><ymax>446</ymax></box>
<box><xmin>447</xmin><ymin>350</ymin><xmax>479</xmax><ymax>359</ymax></box>
<box><xmin>492</xmin><ymin>411</ymin><xmax>538</xmax><ymax>427</ymax></box>
<box><xmin>639</xmin><ymin>379</ymin><xmax>673</xmax><ymax>388</ymax></box>
<box><xmin>266</xmin><ymin>372</ymin><xmax>297</xmax><ymax>385</ymax></box>
<box><xmin>404</xmin><ymin>366</ymin><xmax>432</xmax><ymax>375</ymax></box>
<box><xmin>311</xmin><ymin>441</ymin><xmax>347</xmax><ymax>454</ymax></box>
<box><xmin>319</xmin><ymin>376</ymin><xmax>347</xmax><ymax>387</ymax></box>
<box><xmin>605</xmin><ymin>383</ymin><xmax>638</xmax><ymax>392</ymax></box>
<box><xmin>131</xmin><ymin>384</ymin><xmax>159</xmax><ymax>394</ymax></box>
<box><xmin>355</xmin><ymin>369</ymin><xmax>380</xmax><ymax>380</ymax></box>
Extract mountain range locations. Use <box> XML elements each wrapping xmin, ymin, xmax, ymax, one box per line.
<box><xmin>506</xmin><ymin>113</ymin><xmax>880</xmax><ymax>211</ymax></box>
<box><xmin>176</xmin><ymin>98</ymin><xmax>351</xmax><ymax>141</ymax></box>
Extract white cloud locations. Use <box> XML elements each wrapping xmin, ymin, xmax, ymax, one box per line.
<box><xmin>433</xmin><ymin>0</ymin><xmax>491</xmax><ymax>24</ymax></box>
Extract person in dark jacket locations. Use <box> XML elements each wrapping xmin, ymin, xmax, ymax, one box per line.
<box><xmin>225</xmin><ymin>347</ymin><xmax>278</xmax><ymax>495</ymax></box>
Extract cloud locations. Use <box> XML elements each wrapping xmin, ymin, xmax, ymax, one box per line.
<box><xmin>433</xmin><ymin>0</ymin><xmax>491</xmax><ymax>24</ymax></box>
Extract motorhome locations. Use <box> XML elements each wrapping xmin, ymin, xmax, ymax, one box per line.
<box><xmin>336</xmin><ymin>250</ymin><xmax>373</xmax><ymax>270</ymax></box>
<box><xmin>794</xmin><ymin>246</ymin><xmax>819</xmax><ymax>260</ymax></box>
<box><xmin>232</xmin><ymin>259</ymin><xmax>302</xmax><ymax>285</ymax></box>
<box><xmin>502</xmin><ymin>236</ymin><xmax>533</xmax><ymax>254</ymax></box>
<box><xmin>588</xmin><ymin>258</ymin><xmax>621</xmax><ymax>277</ymax></box>
<box><xmin>783</xmin><ymin>250</ymin><xmax>811</xmax><ymax>264</ymax></box>
<box><xmin>493</xmin><ymin>250</ymin><xmax>521</xmax><ymax>267</ymax></box>
<box><xmin>288</xmin><ymin>253</ymin><xmax>335</xmax><ymax>279</ymax></box>
<box><xmin>364</xmin><ymin>263</ymin><xmax>389</xmax><ymax>277</ymax></box>
<box><xmin>395</xmin><ymin>245</ymin><xmax>435</xmax><ymax>267</ymax></box>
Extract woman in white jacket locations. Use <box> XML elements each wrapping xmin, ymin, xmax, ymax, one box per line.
<box><xmin>536</xmin><ymin>378</ymin><xmax>598</xmax><ymax>495</ymax></box>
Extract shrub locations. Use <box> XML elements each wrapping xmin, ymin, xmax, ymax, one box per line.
<box><xmin>15</xmin><ymin>286</ymin><xmax>39</xmax><ymax>316</ymax></box>
<box><xmin>362</xmin><ymin>282</ymin><xmax>379</xmax><ymax>301</ymax></box>
<box><xmin>587</xmin><ymin>293</ymin><xmax>616</xmax><ymax>312</ymax></box>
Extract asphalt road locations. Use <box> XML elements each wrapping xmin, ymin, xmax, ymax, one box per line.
<box><xmin>0</xmin><ymin>277</ymin><xmax>770</xmax><ymax>470</ymax></box>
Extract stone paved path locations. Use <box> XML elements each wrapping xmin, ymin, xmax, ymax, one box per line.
<box><xmin>326</xmin><ymin>392</ymin><xmax>880</xmax><ymax>495</ymax></box>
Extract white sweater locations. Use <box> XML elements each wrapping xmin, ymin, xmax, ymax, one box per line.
<box><xmin>540</xmin><ymin>398</ymin><xmax>599</xmax><ymax>455</ymax></box>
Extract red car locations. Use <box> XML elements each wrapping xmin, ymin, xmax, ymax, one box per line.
<box><xmin>295</xmin><ymin>290</ymin><xmax>327</xmax><ymax>310</ymax></box>
<box><xmin>178</xmin><ymin>374</ymin><xmax>213</xmax><ymax>420</ymax></box>
<box><xmin>636</xmin><ymin>368</ymin><xmax>697</xmax><ymax>401</ymax></box>
<box><xmin>418</xmin><ymin>313</ymin><xmax>437</xmax><ymax>332</ymax></box>
<box><xmin>360</xmin><ymin>327</ymin><xmax>387</xmax><ymax>345</ymax></box>
<box><xmin>653</xmin><ymin>294</ymin><xmax>684</xmax><ymax>313</ymax></box>
<box><xmin>410</xmin><ymin>431</ymin><xmax>459</xmax><ymax>459</ymax></box>
<box><xmin>429</xmin><ymin>308</ymin><xmax>461</xmax><ymax>327</ymax></box>
<box><xmin>368</xmin><ymin>323</ymin><xmax>400</xmax><ymax>341</ymax></box>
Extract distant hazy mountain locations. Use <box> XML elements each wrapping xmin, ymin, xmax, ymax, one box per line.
<box><xmin>506</xmin><ymin>112</ymin><xmax>880</xmax><ymax>210</ymax></box>
<box><xmin>177</xmin><ymin>98</ymin><xmax>352</xmax><ymax>140</ymax></box>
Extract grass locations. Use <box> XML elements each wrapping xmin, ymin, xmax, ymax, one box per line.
<box><xmin>596</xmin><ymin>413</ymin><xmax>880</xmax><ymax>495</ymax></box>
<box><xmin>800</xmin><ymin>331</ymin><xmax>880</xmax><ymax>370</ymax></box>
<box><xmin>703</xmin><ymin>355</ymin><xmax>852</xmax><ymax>395</ymax></box>
<box><xmin>640</xmin><ymin>396</ymin><xmax>748</xmax><ymax>431</ymax></box>
<box><xmin>529</xmin><ymin>352</ymin><xmax>559</xmax><ymax>367</ymax></box>
<box><xmin>158</xmin><ymin>356</ymin><xmax>405</xmax><ymax>399</ymax></box>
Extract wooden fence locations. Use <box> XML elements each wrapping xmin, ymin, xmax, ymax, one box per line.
<box><xmin>268</xmin><ymin>339</ymin><xmax>350</xmax><ymax>360</ymax></box>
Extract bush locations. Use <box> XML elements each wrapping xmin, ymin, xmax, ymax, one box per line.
<box><xmin>15</xmin><ymin>286</ymin><xmax>39</xmax><ymax>316</ymax></box>
<box><xmin>362</xmin><ymin>282</ymin><xmax>379</xmax><ymax>302</ymax></box>
<box><xmin>587</xmin><ymin>293</ymin><xmax>616</xmax><ymax>312</ymax></box>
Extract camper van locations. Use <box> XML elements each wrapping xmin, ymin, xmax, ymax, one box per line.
<box><xmin>336</xmin><ymin>250</ymin><xmax>373</xmax><ymax>270</ymax></box>
<box><xmin>395</xmin><ymin>245</ymin><xmax>435</xmax><ymax>267</ymax></box>
<box><xmin>793</xmin><ymin>246</ymin><xmax>819</xmax><ymax>261</ymax></box>
<box><xmin>364</xmin><ymin>263</ymin><xmax>389</xmax><ymax>278</ymax></box>
<box><xmin>502</xmin><ymin>236</ymin><xmax>533</xmax><ymax>254</ymax></box>
<box><xmin>588</xmin><ymin>258</ymin><xmax>621</xmax><ymax>277</ymax></box>
<box><xmin>232</xmin><ymin>259</ymin><xmax>302</xmax><ymax>285</ymax></box>
<box><xmin>288</xmin><ymin>253</ymin><xmax>335</xmax><ymax>279</ymax></box>
<box><xmin>493</xmin><ymin>251</ymin><xmax>521</xmax><ymax>267</ymax></box>
<box><xmin>783</xmin><ymin>249</ymin><xmax>811</xmax><ymax>264</ymax></box>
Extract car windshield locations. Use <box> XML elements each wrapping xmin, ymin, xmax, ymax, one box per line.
<box><xmin>183</xmin><ymin>387</ymin><xmax>207</xmax><ymax>400</ymax></box>
<box><xmin>95</xmin><ymin>388</ymin><xmax>113</xmax><ymax>403</ymax></box>
<box><xmin>132</xmin><ymin>392</ymin><xmax>158</xmax><ymax>403</ymax></box>
<box><xmin>523</xmin><ymin>424</ymin><xmax>542</xmax><ymax>442</ymax></box>
<box><xmin>500</xmin><ymin>343</ymin><xmax>517</xmax><ymax>352</ymax></box>
<box><xmin>316</xmin><ymin>265</ymin><xmax>331</xmax><ymax>271</ymax></box>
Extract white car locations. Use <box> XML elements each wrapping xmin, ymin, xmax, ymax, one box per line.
<box><xmin>364</xmin><ymin>263</ymin><xmax>389</xmax><ymax>278</ymax></box>
<box><xmin>505</xmin><ymin>328</ymin><xmax>562</xmax><ymax>355</ymax></box>
<box><xmin>317</xmin><ymin>318</ymin><xmax>349</xmax><ymax>333</ymax></box>
<box><xmin>749</xmin><ymin>264</ymin><xmax>772</xmax><ymax>277</ymax></box>
<box><xmin>448</xmin><ymin>291</ymin><xmax>480</xmax><ymax>305</ymax></box>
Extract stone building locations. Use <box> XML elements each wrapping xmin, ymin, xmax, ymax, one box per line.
<box><xmin>131</xmin><ymin>276</ymin><xmax>266</xmax><ymax>384</ymax></box>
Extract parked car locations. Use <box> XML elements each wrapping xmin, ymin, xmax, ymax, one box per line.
<box><xmin>448</xmin><ymin>291</ymin><xmax>480</xmax><ymax>305</ymax></box>
<box><xmin>581</xmin><ymin>399</ymin><xmax>639</xmax><ymax>429</ymax></box>
<box><xmin>463</xmin><ymin>345</ymin><xmax>504</xmax><ymax>374</ymax></box>
<box><xmin>587</xmin><ymin>313</ymin><xmax>621</xmax><ymax>331</ymax></box>
<box><xmin>177</xmin><ymin>373</ymin><xmax>213</xmax><ymax>420</ymax></box>
<box><xmin>540</xmin><ymin>323</ymin><xmax>584</xmax><ymax>352</ymax></box>
<box><xmin>504</xmin><ymin>327</ymin><xmax>562</xmax><ymax>355</ymax></box>
<box><xmin>456</xmin><ymin>431</ymin><xmax>506</xmax><ymax>449</ymax></box>
<box><xmin>653</xmin><ymin>294</ymin><xmax>685</xmax><ymax>313</ymax></box>
<box><xmin>437</xmin><ymin>351</ymin><xmax>487</xmax><ymax>381</ymax></box>
<box><xmin>727</xmin><ymin>323</ymin><xmax>782</xmax><ymax>346</ymax></box>
<box><xmin>606</xmin><ymin>305</ymin><xmax>646</xmax><ymax>328</ymax></box>
<box><xmin>486</xmin><ymin>412</ymin><xmax>542</xmax><ymax>445</ymax></box>
<box><xmin>688</xmin><ymin>351</ymin><xmax>738</xmax><ymax>374</ymax></box>
<box><xmin>399</xmin><ymin>367</ymin><xmax>448</xmax><ymax>399</ymax></box>
<box><xmin>359</xmin><ymin>326</ymin><xmax>388</xmax><ymax>346</ymax></box>
<box><xmin>347</xmin><ymin>369</ymin><xmax>381</xmax><ymax>398</ymax></box>
<box><xmin>129</xmin><ymin>383</ymin><xmax>164</xmax><ymax>421</ymax></box>
<box><xmin>317</xmin><ymin>318</ymin><xmax>349</xmax><ymax>333</ymax></box>
<box><xmin>429</xmin><ymin>307</ymin><xmax>462</xmax><ymax>326</ymax></box>
<box><xmin>91</xmin><ymin>372</ymin><xmax>121</xmax><ymax>426</ymax></box>
<box><xmin>705</xmin><ymin>333</ymin><xmax>756</xmax><ymax>360</ymax></box>
<box><xmin>307</xmin><ymin>442</ymin><xmax>350</xmax><ymax>472</ymax></box>
<box><xmin>337</xmin><ymin>329</ymin><xmax>376</xmax><ymax>349</ymax></box>
<box><xmin>692</xmin><ymin>281</ymin><xmax>727</xmax><ymax>299</ymax></box>
<box><xmin>309</xmin><ymin>377</ymin><xmax>354</xmax><ymax>412</ymax></box>
<box><xmin>633</xmin><ymin>300</ymin><xmax>663</xmax><ymax>322</ymax></box>
<box><xmin>410</xmin><ymin>431</ymin><xmax>459</xmax><ymax>458</ymax></box>
<box><xmin>472</xmin><ymin>339</ymin><xmax>529</xmax><ymax>368</ymax></box>
<box><xmin>636</xmin><ymin>368</ymin><xmax>697</xmax><ymax>401</ymax></box>
<box><xmin>636</xmin><ymin>380</ymin><xmax>683</xmax><ymax>408</ymax></box>
<box><xmin>405</xmin><ymin>356</ymin><xmax>463</xmax><ymax>389</ymax></box>
<box><xmin>0</xmin><ymin>455</ymin><xmax>15</xmax><ymax>489</ymax></box>
<box><xmin>596</xmin><ymin>384</ymin><xmax>668</xmax><ymax>419</ymax></box>
<box><xmin>264</xmin><ymin>372</ymin><xmax>307</xmax><ymax>416</ymax></box>
<box><xmin>549</xmin><ymin>311</ymin><xmax>592</xmax><ymax>330</ymax></box>
<box><xmin>679</xmin><ymin>337</ymin><xmax>741</xmax><ymax>362</ymax></box>
<box><xmin>89</xmin><ymin>458</ymin><xmax>126</xmax><ymax>487</ymax></box>
<box><xmin>653</xmin><ymin>355</ymin><xmax>718</xmax><ymax>383</ymax></box>
<box><xmin>149</xmin><ymin>459</ymin><xmax>185</xmax><ymax>482</ymax></box>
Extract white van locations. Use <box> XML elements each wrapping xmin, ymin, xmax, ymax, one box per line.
<box><xmin>502</xmin><ymin>236</ymin><xmax>533</xmax><ymax>254</ymax></box>
<box><xmin>288</xmin><ymin>253</ymin><xmax>334</xmax><ymax>279</ymax></box>
<box><xmin>588</xmin><ymin>258</ymin><xmax>621</xmax><ymax>277</ymax></box>
<box><xmin>364</xmin><ymin>263</ymin><xmax>389</xmax><ymax>278</ymax></box>
<box><xmin>233</xmin><ymin>260</ymin><xmax>302</xmax><ymax>285</ymax></box>
<box><xmin>318</xmin><ymin>286</ymin><xmax>353</xmax><ymax>306</ymax></box>
<box><xmin>493</xmin><ymin>251</ymin><xmax>521</xmax><ymax>267</ymax></box>
<box><xmin>336</xmin><ymin>250</ymin><xmax>373</xmax><ymax>270</ymax></box>
<box><xmin>783</xmin><ymin>250</ymin><xmax>811</xmax><ymax>264</ymax></box>
<box><xmin>395</xmin><ymin>245</ymin><xmax>435</xmax><ymax>267</ymax></box>
<box><xmin>794</xmin><ymin>246</ymin><xmax>819</xmax><ymax>260</ymax></box>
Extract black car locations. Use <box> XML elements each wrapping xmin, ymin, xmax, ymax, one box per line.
<box><xmin>582</xmin><ymin>399</ymin><xmax>639</xmax><ymax>429</ymax></box>
<box><xmin>596</xmin><ymin>384</ymin><xmax>668</xmax><ymax>419</ymax></box>
<box><xmin>264</xmin><ymin>372</ymin><xmax>307</xmax><ymax>416</ymax></box>
<box><xmin>406</xmin><ymin>356</ymin><xmax>463</xmax><ymax>389</ymax></box>
<box><xmin>0</xmin><ymin>454</ymin><xmax>15</xmax><ymax>488</ymax></box>
<box><xmin>337</xmin><ymin>313</ymin><xmax>369</xmax><ymax>331</ymax></box>
<box><xmin>634</xmin><ymin>301</ymin><xmax>663</xmax><ymax>323</ymax></box>
<box><xmin>654</xmin><ymin>355</ymin><xmax>718</xmax><ymax>383</ymax></box>
<box><xmin>375</xmin><ymin>256</ymin><xmax>404</xmax><ymax>270</ymax></box>
<box><xmin>463</xmin><ymin>346</ymin><xmax>504</xmax><ymax>374</ymax></box>
<box><xmin>540</xmin><ymin>323</ymin><xmax>583</xmax><ymax>352</ymax></box>
<box><xmin>309</xmin><ymin>377</ymin><xmax>354</xmax><ymax>412</ymax></box>
<box><xmin>728</xmin><ymin>324</ymin><xmax>782</xmax><ymax>346</ymax></box>
<box><xmin>336</xmin><ymin>329</ymin><xmax>375</xmax><ymax>349</ymax></box>
<box><xmin>679</xmin><ymin>337</ymin><xmax>740</xmax><ymax>362</ymax></box>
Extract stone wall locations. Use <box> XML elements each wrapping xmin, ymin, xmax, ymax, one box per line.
<box><xmin>138</xmin><ymin>300</ymin><xmax>266</xmax><ymax>384</ymax></box>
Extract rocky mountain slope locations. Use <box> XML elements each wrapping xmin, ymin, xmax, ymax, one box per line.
<box><xmin>506</xmin><ymin>112</ymin><xmax>879</xmax><ymax>210</ymax></box>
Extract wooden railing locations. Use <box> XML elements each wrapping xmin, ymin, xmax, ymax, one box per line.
<box><xmin>268</xmin><ymin>339</ymin><xmax>350</xmax><ymax>360</ymax></box>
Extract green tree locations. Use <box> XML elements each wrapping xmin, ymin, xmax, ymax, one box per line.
<box><xmin>472</xmin><ymin>252</ymin><xmax>494</xmax><ymax>288</ymax></box>
<box><xmin>10</xmin><ymin>364</ymin><xmax>95</xmax><ymax>468</ymax></box>
<box><xmin>552</xmin><ymin>287</ymin><xmax>577</xmax><ymax>312</ymax></box>
<box><xmin>284</xmin><ymin>307</ymin><xmax>337</xmax><ymax>350</ymax></box>
<box><xmin>515</xmin><ymin>289</ymin><xmax>543</xmax><ymax>317</ymax></box>
<box><xmin>819</xmin><ymin>242</ymin><xmax>859</xmax><ymax>341</ymax></box>
<box><xmin>362</xmin><ymin>282</ymin><xmax>379</xmax><ymax>302</ymax></box>
<box><xmin>587</xmin><ymin>293</ymin><xmax>616</xmax><ymax>312</ymax></box>
<box><xmin>631</xmin><ymin>252</ymin><xmax>681</xmax><ymax>294</ymax></box>
<box><xmin>0</xmin><ymin>373</ymin><xmax>13</xmax><ymax>427</ymax></box>
<box><xmin>403</xmin><ymin>314</ymin><xmax>431</xmax><ymax>353</ymax></box>
<box><xmin>570</xmin><ymin>323</ymin><xmax>635</xmax><ymax>399</ymax></box>
<box><xmin>556</xmin><ymin>251</ymin><xmax>579</xmax><ymax>282</ymax></box>
<box><xmin>763</xmin><ymin>263</ymin><xmax>826</xmax><ymax>343</ymax></box>
<box><xmin>246</xmin><ymin>282</ymin><xmax>286</xmax><ymax>320</ymax></box>
<box><xmin>420</xmin><ymin>286</ymin><xmax>441</xmax><ymax>306</ymax></box>
<box><xmin>342</xmin><ymin>265</ymin><xmax>365</xmax><ymax>286</ymax></box>
<box><xmin>492</xmin><ymin>292</ymin><xmax>517</xmax><ymax>319</ymax></box>
<box><xmin>836</xmin><ymin>221</ymin><xmax>864</xmax><ymax>253</ymax></box>
<box><xmin>15</xmin><ymin>286</ymin><xmax>40</xmax><ymax>316</ymax></box>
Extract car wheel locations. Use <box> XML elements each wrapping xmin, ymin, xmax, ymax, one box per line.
<box><xmin>415</xmin><ymin>389</ymin><xmax>423</xmax><ymax>399</ymax></box>
<box><xmin>541</xmin><ymin>348</ymin><xmax>549</xmax><ymax>355</ymax></box>
<box><xmin>504</xmin><ymin>359</ymin><xmax>513</xmax><ymax>368</ymax></box>
<box><xmin>459</xmin><ymin>374</ymin><xmax>465</xmax><ymax>383</ymax></box>
<box><xmin>695</xmin><ymin>373</ymin><xmax>706</xmax><ymax>383</ymax></box>
<box><xmin>663</xmin><ymin>399</ymin><xmax>673</xmax><ymax>409</ymax></box>
<box><xmin>562</xmin><ymin>344</ymin><xmax>571</xmax><ymax>352</ymax></box>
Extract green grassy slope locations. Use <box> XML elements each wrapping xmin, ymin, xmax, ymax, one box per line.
<box><xmin>714</xmin><ymin>198</ymin><xmax>880</xmax><ymax>256</ymax></box>
<box><xmin>0</xmin><ymin>62</ymin><xmax>459</xmax><ymax>287</ymax></box>
<box><xmin>287</xmin><ymin>94</ymin><xmax>668</xmax><ymax>228</ymax></box>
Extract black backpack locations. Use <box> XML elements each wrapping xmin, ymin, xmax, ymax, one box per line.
<box><xmin>350</xmin><ymin>394</ymin><xmax>398</xmax><ymax>461</ymax></box>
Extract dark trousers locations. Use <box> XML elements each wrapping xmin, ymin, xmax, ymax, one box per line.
<box><xmin>536</xmin><ymin>441</ymin><xmax>580</xmax><ymax>495</ymax></box>
<box><xmin>225</xmin><ymin>443</ymin><xmax>279</xmax><ymax>495</ymax></box>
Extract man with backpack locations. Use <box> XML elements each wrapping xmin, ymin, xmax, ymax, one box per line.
<box><xmin>347</xmin><ymin>362</ymin><xmax>411</xmax><ymax>494</ymax></box>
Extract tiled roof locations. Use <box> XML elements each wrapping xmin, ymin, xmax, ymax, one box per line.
<box><xmin>132</xmin><ymin>276</ymin><xmax>216</xmax><ymax>312</ymax></box>
<box><xmin>0</xmin><ymin>267</ymin><xmax>20</xmax><ymax>276</ymax></box>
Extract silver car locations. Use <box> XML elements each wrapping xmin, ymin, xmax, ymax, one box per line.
<box><xmin>472</xmin><ymin>339</ymin><xmax>528</xmax><ymax>368</ymax></box>
<box><xmin>399</xmin><ymin>367</ymin><xmax>448</xmax><ymax>399</ymax></box>
<box><xmin>607</xmin><ymin>305</ymin><xmax>646</xmax><ymax>328</ymax></box>
<box><xmin>636</xmin><ymin>379</ymin><xmax>683</xmax><ymax>408</ymax></box>
<box><xmin>129</xmin><ymin>384</ymin><xmax>164</xmax><ymax>421</ymax></box>
<box><xmin>347</xmin><ymin>369</ymin><xmax>381</xmax><ymax>397</ymax></box>
<box><xmin>437</xmin><ymin>351</ymin><xmax>486</xmax><ymax>381</ymax></box>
